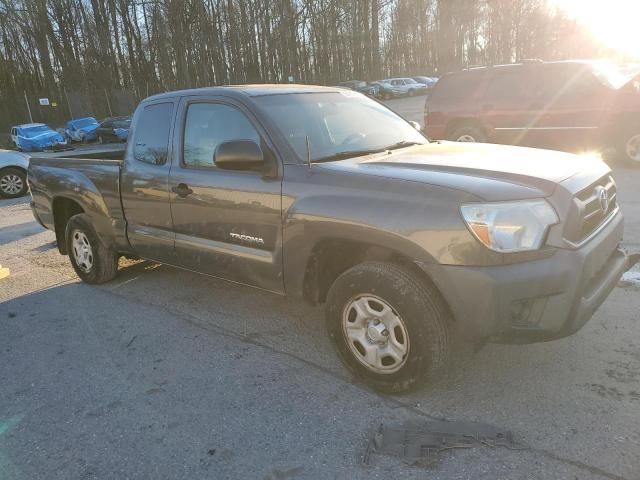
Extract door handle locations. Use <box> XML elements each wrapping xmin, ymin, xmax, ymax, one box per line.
<box><xmin>171</xmin><ymin>183</ymin><xmax>193</xmax><ymax>197</ymax></box>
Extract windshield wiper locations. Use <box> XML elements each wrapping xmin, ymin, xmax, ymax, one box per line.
<box><xmin>310</xmin><ymin>141</ymin><xmax>425</xmax><ymax>164</ymax></box>
<box><xmin>312</xmin><ymin>148</ymin><xmax>386</xmax><ymax>163</ymax></box>
<box><xmin>383</xmin><ymin>140</ymin><xmax>424</xmax><ymax>151</ymax></box>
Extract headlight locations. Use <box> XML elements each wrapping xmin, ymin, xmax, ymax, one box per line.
<box><xmin>460</xmin><ymin>200</ymin><xmax>558</xmax><ymax>253</ymax></box>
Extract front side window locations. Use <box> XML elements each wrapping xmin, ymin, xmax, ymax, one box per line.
<box><xmin>183</xmin><ymin>103</ymin><xmax>260</xmax><ymax>168</ymax></box>
<box><xmin>133</xmin><ymin>102</ymin><xmax>174</xmax><ymax>165</ymax></box>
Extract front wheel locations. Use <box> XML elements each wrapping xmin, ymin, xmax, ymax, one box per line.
<box><xmin>0</xmin><ymin>168</ymin><xmax>28</xmax><ymax>198</ymax></box>
<box><xmin>325</xmin><ymin>261</ymin><xmax>452</xmax><ymax>393</ymax></box>
<box><xmin>448</xmin><ymin>125</ymin><xmax>487</xmax><ymax>143</ymax></box>
<box><xmin>65</xmin><ymin>214</ymin><xmax>119</xmax><ymax>284</ymax></box>
<box><xmin>618</xmin><ymin>127</ymin><xmax>640</xmax><ymax>167</ymax></box>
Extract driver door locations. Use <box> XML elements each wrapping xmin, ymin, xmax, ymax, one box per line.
<box><xmin>168</xmin><ymin>97</ymin><xmax>284</xmax><ymax>293</ymax></box>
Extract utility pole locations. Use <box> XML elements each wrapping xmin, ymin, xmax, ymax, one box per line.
<box><xmin>24</xmin><ymin>91</ymin><xmax>33</xmax><ymax>123</ymax></box>
<box><xmin>104</xmin><ymin>89</ymin><xmax>113</xmax><ymax>116</ymax></box>
<box><xmin>64</xmin><ymin>87</ymin><xmax>73</xmax><ymax>119</ymax></box>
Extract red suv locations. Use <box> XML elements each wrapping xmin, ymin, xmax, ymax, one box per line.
<box><xmin>425</xmin><ymin>60</ymin><xmax>640</xmax><ymax>166</ymax></box>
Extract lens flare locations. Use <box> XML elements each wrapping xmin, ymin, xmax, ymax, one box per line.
<box><xmin>552</xmin><ymin>0</ymin><xmax>640</xmax><ymax>58</ymax></box>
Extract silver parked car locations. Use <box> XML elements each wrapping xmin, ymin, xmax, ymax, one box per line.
<box><xmin>0</xmin><ymin>149</ymin><xmax>29</xmax><ymax>198</ymax></box>
<box><xmin>385</xmin><ymin>77</ymin><xmax>429</xmax><ymax>96</ymax></box>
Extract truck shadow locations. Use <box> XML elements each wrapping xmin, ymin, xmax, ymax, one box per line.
<box><xmin>106</xmin><ymin>259</ymin><xmax>615</xmax><ymax>405</ymax></box>
<box><xmin>5</xmin><ymin>256</ymin><xmax>633</xmax><ymax>420</ymax></box>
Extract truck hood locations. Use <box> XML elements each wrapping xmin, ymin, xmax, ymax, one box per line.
<box><xmin>319</xmin><ymin>141</ymin><xmax>610</xmax><ymax>201</ymax></box>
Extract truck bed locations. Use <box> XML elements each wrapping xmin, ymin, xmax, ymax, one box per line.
<box><xmin>28</xmin><ymin>152</ymin><xmax>129</xmax><ymax>254</ymax></box>
<box><xmin>30</xmin><ymin>143</ymin><xmax>125</xmax><ymax>161</ymax></box>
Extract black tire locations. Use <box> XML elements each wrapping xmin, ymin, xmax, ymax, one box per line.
<box><xmin>325</xmin><ymin>261</ymin><xmax>452</xmax><ymax>393</ymax></box>
<box><xmin>448</xmin><ymin>125</ymin><xmax>487</xmax><ymax>143</ymax></box>
<box><xmin>616</xmin><ymin>125</ymin><xmax>640</xmax><ymax>167</ymax></box>
<box><xmin>0</xmin><ymin>168</ymin><xmax>28</xmax><ymax>198</ymax></box>
<box><xmin>65</xmin><ymin>213</ymin><xmax>119</xmax><ymax>284</ymax></box>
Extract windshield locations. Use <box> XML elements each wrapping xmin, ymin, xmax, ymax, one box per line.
<box><xmin>73</xmin><ymin>117</ymin><xmax>97</xmax><ymax>128</ymax></box>
<box><xmin>591</xmin><ymin>62</ymin><xmax>629</xmax><ymax>89</ymax></box>
<box><xmin>255</xmin><ymin>92</ymin><xmax>427</xmax><ymax>162</ymax></box>
<box><xmin>21</xmin><ymin>125</ymin><xmax>51</xmax><ymax>138</ymax></box>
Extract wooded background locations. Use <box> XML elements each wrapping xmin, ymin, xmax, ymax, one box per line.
<box><xmin>0</xmin><ymin>0</ymin><xmax>619</xmax><ymax>133</ymax></box>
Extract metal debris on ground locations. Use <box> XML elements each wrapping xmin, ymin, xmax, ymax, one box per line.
<box><xmin>363</xmin><ymin>420</ymin><xmax>524</xmax><ymax>466</ymax></box>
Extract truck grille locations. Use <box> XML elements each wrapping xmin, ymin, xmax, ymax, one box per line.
<box><xmin>565</xmin><ymin>175</ymin><xmax>617</xmax><ymax>244</ymax></box>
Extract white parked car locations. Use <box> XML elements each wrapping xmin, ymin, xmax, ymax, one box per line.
<box><xmin>0</xmin><ymin>149</ymin><xmax>29</xmax><ymax>198</ymax></box>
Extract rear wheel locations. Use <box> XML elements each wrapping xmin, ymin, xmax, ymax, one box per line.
<box><xmin>0</xmin><ymin>168</ymin><xmax>27</xmax><ymax>198</ymax></box>
<box><xmin>65</xmin><ymin>214</ymin><xmax>119</xmax><ymax>284</ymax></box>
<box><xmin>448</xmin><ymin>125</ymin><xmax>487</xmax><ymax>143</ymax></box>
<box><xmin>618</xmin><ymin>126</ymin><xmax>640</xmax><ymax>167</ymax></box>
<box><xmin>325</xmin><ymin>261</ymin><xmax>452</xmax><ymax>393</ymax></box>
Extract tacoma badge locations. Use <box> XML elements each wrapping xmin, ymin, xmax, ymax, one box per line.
<box><xmin>230</xmin><ymin>232</ymin><xmax>265</xmax><ymax>245</ymax></box>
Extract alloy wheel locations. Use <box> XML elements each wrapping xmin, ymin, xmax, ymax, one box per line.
<box><xmin>0</xmin><ymin>174</ymin><xmax>24</xmax><ymax>196</ymax></box>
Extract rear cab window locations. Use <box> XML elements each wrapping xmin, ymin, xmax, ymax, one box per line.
<box><xmin>132</xmin><ymin>102</ymin><xmax>174</xmax><ymax>165</ymax></box>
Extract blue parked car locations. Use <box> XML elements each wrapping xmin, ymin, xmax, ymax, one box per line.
<box><xmin>114</xmin><ymin>127</ymin><xmax>129</xmax><ymax>142</ymax></box>
<box><xmin>10</xmin><ymin>123</ymin><xmax>68</xmax><ymax>152</ymax></box>
<box><xmin>65</xmin><ymin>117</ymin><xmax>99</xmax><ymax>143</ymax></box>
<box><xmin>95</xmin><ymin>116</ymin><xmax>131</xmax><ymax>143</ymax></box>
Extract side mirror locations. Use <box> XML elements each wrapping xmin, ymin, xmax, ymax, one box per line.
<box><xmin>409</xmin><ymin>121</ymin><xmax>422</xmax><ymax>131</ymax></box>
<box><xmin>214</xmin><ymin>140</ymin><xmax>264</xmax><ymax>171</ymax></box>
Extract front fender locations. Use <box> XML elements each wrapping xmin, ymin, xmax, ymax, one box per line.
<box><xmin>281</xmin><ymin>164</ymin><xmax>497</xmax><ymax>298</ymax></box>
<box><xmin>0</xmin><ymin>150</ymin><xmax>30</xmax><ymax>170</ymax></box>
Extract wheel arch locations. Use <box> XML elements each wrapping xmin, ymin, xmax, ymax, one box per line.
<box><xmin>0</xmin><ymin>165</ymin><xmax>27</xmax><ymax>175</ymax></box>
<box><xmin>52</xmin><ymin>197</ymin><xmax>85</xmax><ymax>254</ymax></box>
<box><xmin>444</xmin><ymin>118</ymin><xmax>487</xmax><ymax>140</ymax></box>
<box><xmin>301</xmin><ymin>237</ymin><xmax>451</xmax><ymax>320</ymax></box>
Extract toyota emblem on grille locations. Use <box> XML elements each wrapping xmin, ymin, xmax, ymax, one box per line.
<box><xmin>595</xmin><ymin>186</ymin><xmax>609</xmax><ymax>213</ymax></box>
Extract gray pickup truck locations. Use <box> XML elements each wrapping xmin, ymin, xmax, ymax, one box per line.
<box><xmin>28</xmin><ymin>85</ymin><xmax>635</xmax><ymax>392</ymax></box>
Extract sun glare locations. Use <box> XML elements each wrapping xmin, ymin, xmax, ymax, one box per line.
<box><xmin>552</xmin><ymin>0</ymin><xmax>640</xmax><ymax>58</ymax></box>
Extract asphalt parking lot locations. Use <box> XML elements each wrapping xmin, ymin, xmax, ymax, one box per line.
<box><xmin>1</xmin><ymin>97</ymin><xmax>640</xmax><ymax>479</ymax></box>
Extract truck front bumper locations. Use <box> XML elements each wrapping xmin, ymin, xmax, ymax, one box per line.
<box><xmin>421</xmin><ymin>211</ymin><xmax>631</xmax><ymax>344</ymax></box>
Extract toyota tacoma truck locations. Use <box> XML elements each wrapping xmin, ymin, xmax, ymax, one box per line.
<box><xmin>28</xmin><ymin>85</ymin><xmax>635</xmax><ymax>392</ymax></box>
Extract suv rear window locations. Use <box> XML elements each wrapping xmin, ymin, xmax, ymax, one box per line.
<box><xmin>484</xmin><ymin>67</ymin><xmax>536</xmax><ymax>104</ymax></box>
<box><xmin>430</xmin><ymin>70</ymin><xmax>486</xmax><ymax>104</ymax></box>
